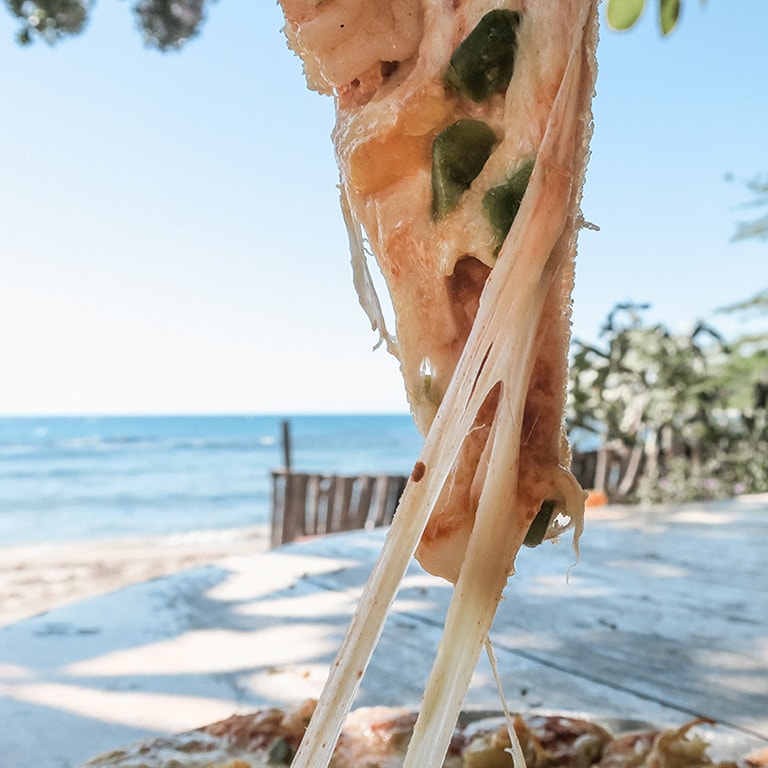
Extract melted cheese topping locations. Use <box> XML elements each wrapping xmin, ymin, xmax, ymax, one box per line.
<box><xmin>278</xmin><ymin>2</ymin><xmax>599</xmax><ymax>767</ymax></box>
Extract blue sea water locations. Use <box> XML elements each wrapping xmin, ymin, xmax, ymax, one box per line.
<box><xmin>0</xmin><ymin>414</ymin><xmax>423</xmax><ymax>547</ymax></box>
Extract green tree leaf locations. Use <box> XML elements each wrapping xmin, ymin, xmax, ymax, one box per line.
<box><xmin>606</xmin><ymin>0</ymin><xmax>646</xmax><ymax>30</ymax></box>
<box><xmin>660</xmin><ymin>0</ymin><xmax>681</xmax><ymax>34</ymax></box>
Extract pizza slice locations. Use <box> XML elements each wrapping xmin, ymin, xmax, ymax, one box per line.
<box><xmin>281</xmin><ymin>0</ymin><xmax>594</xmax><ymax>580</ymax></box>
<box><xmin>277</xmin><ymin>1</ymin><xmax>598</xmax><ymax>767</ymax></box>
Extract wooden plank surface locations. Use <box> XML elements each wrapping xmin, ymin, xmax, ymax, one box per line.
<box><xmin>1</xmin><ymin>496</ymin><xmax>765</xmax><ymax>767</ymax></box>
<box><xmin>288</xmin><ymin>495</ymin><xmax>768</xmax><ymax>746</ymax></box>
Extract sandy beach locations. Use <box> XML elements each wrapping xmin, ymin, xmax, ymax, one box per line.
<box><xmin>0</xmin><ymin>526</ymin><xmax>270</xmax><ymax>627</ymax></box>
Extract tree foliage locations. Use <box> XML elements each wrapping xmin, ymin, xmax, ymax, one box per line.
<box><xmin>568</xmin><ymin>303</ymin><xmax>768</xmax><ymax>504</ymax></box>
<box><xmin>714</xmin><ymin>169</ymin><xmax>768</xmax><ymax>404</ymax></box>
<box><xmin>8</xmin><ymin>0</ymin><xmax>89</xmax><ymax>44</ymax></box>
<box><xmin>6</xmin><ymin>0</ymin><xmax>695</xmax><ymax>48</ymax></box>
<box><xmin>5</xmin><ymin>0</ymin><xmax>211</xmax><ymax>49</ymax></box>
<box><xmin>605</xmin><ymin>0</ymin><xmax>684</xmax><ymax>35</ymax></box>
<box><xmin>732</xmin><ymin>174</ymin><xmax>768</xmax><ymax>244</ymax></box>
<box><xmin>568</xmin><ymin>174</ymin><xmax>768</xmax><ymax>505</ymax></box>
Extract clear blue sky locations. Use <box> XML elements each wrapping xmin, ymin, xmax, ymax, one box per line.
<box><xmin>0</xmin><ymin>0</ymin><xmax>765</xmax><ymax>416</ymax></box>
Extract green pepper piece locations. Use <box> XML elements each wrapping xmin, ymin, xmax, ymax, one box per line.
<box><xmin>432</xmin><ymin>119</ymin><xmax>497</xmax><ymax>218</ymax></box>
<box><xmin>444</xmin><ymin>9</ymin><xmax>521</xmax><ymax>102</ymax></box>
<box><xmin>268</xmin><ymin>737</ymin><xmax>294</xmax><ymax>764</ymax></box>
<box><xmin>524</xmin><ymin>499</ymin><xmax>556</xmax><ymax>548</ymax></box>
<box><xmin>482</xmin><ymin>158</ymin><xmax>535</xmax><ymax>253</ymax></box>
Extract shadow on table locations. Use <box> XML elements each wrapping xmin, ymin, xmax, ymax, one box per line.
<box><xmin>1</xmin><ymin>498</ymin><xmax>766</xmax><ymax>767</ymax></box>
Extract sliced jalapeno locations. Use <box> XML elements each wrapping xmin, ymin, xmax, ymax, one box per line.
<box><xmin>432</xmin><ymin>119</ymin><xmax>497</xmax><ymax>218</ymax></box>
<box><xmin>444</xmin><ymin>9</ymin><xmax>521</xmax><ymax>102</ymax></box>
<box><xmin>268</xmin><ymin>737</ymin><xmax>294</xmax><ymax>765</ymax></box>
<box><xmin>482</xmin><ymin>157</ymin><xmax>535</xmax><ymax>253</ymax></box>
<box><xmin>524</xmin><ymin>499</ymin><xmax>556</xmax><ymax>548</ymax></box>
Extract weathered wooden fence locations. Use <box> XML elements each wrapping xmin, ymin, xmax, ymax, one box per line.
<box><xmin>268</xmin><ymin>421</ymin><xmax>626</xmax><ymax>547</ymax></box>
<box><xmin>571</xmin><ymin>447</ymin><xmax>646</xmax><ymax>502</ymax></box>
<box><xmin>270</xmin><ymin>470</ymin><xmax>408</xmax><ymax>547</ymax></box>
<box><xmin>570</xmin><ymin>449</ymin><xmax>601</xmax><ymax>491</ymax></box>
<box><xmin>270</xmin><ymin>450</ymin><xmax>614</xmax><ymax>547</ymax></box>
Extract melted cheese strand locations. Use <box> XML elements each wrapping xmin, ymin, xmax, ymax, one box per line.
<box><xmin>402</xmin><ymin>240</ymin><xmax>557</xmax><ymax>768</ymax></box>
<box><xmin>289</xmin><ymin>400</ymin><xmax>481</xmax><ymax>768</ymax></box>
<box><xmin>290</xmin><ymin>236</ymin><xmax>548</xmax><ymax>766</ymax></box>
<box><xmin>341</xmin><ymin>186</ymin><xmax>397</xmax><ymax>355</ymax></box>
<box><xmin>287</xmin><ymin>3</ymin><xmax>597</xmax><ymax>767</ymax></box>
<box><xmin>292</xmin><ymin>141</ymin><xmax>573</xmax><ymax>767</ymax></box>
<box><xmin>401</xmin><ymin>8</ymin><xmax>594</xmax><ymax>762</ymax></box>
<box><xmin>485</xmin><ymin>637</ymin><xmax>528</xmax><ymax>768</ymax></box>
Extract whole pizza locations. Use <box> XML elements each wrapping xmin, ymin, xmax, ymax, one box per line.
<box><xmin>79</xmin><ymin>700</ymin><xmax>766</xmax><ymax>768</ymax></box>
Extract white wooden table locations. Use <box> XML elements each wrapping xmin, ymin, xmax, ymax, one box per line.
<box><xmin>0</xmin><ymin>496</ymin><xmax>766</xmax><ymax>767</ymax></box>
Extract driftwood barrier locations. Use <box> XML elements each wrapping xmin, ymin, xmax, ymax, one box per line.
<box><xmin>268</xmin><ymin>422</ymin><xmax>617</xmax><ymax>547</ymax></box>
<box><xmin>570</xmin><ymin>449</ymin><xmax>600</xmax><ymax>491</ymax></box>
<box><xmin>571</xmin><ymin>447</ymin><xmax>648</xmax><ymax>502</ymax></box>
<box><xmin>270</xmin><ymin>470</ymin><xmax>408</xmax><ymax>547</ymax></box>
<box><xmin>270</xmin><ymin>450</ymin><xmax>606</xmax><ymax>548</ymax></box>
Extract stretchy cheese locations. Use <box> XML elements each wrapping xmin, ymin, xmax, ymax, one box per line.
<box><xmin>278</xmin><ymin>3</ymin><xmax>599</xmax><ymax>767</ymax></box>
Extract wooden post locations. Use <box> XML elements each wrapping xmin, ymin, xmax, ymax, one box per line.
<box><xmin>270</xmin><ymin>470</ymin><xmax>287</xmax><ymax>548</ymax></box>
<box><xmin>281</xmin><ymin>419</ymin><xmax>292</xmax><ymax>471</ymax></box>
<box><xmin>284</xmin><ymin>472</ymin><xmax>308</xmax><ymax>543</ymax></box>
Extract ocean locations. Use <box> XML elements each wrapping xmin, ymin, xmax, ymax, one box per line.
<box><xmin>0</xmin><ymin>414</ymin><xmax>423</xmax><ymax>547</ymax></box>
